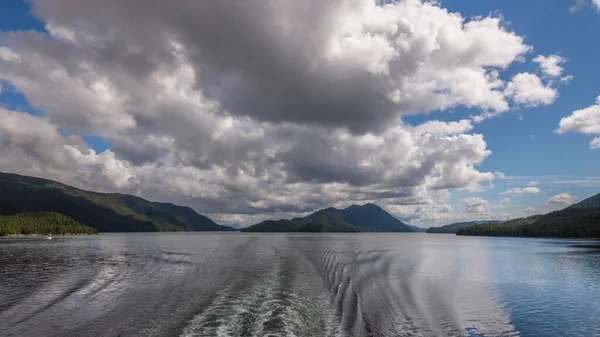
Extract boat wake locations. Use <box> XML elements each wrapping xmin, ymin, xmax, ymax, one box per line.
<box><xmin>180</xmin><ymin>244</ymin><xmax>341</xmax><ymax>337</ymax></box>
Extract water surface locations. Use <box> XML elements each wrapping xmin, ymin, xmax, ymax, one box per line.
<box><xmin>0</xmin><ymin>233</ymin><xmax>599</xmax><ymax>336</ymax></box>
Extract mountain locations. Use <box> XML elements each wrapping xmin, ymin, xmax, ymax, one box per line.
<box><xmin>0</xmin><ymin>172</ymin><xmax>234</xmax><ymax>232</ymax></box>
<box><xmin>427</xmin><ymin>220</ymin><xmax>503</xmax><ymax>234</ymax></box>
<box><xmin>225</xmin><ymin>224</ymin><xmax>244</xmax><ymax>230</ymax></box>
<box><xmin>457</xmin><ymin>193</ymin><xmax>600</xmax><ymax>238</ymax></box>
<box><xmin>242</xmin><ymin>203</ymin><xmax>413</xmax><ymax>232</ymax></box>
<box><xmin>567</xmin><ymin>193</ymin><xmax>600</xmax><ymax>209</ymax></box>
<box><xmin>338</xmin><ymin>203</ymin><xmax>413</xmax><ymax>232</ymax></box>
<box><xmin>407</xmin><ymin>224</ymin><xmax>428</xmax><ymax>232</ymax></box>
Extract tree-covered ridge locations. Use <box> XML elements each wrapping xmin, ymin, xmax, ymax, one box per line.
<box><xmin>457</xmin><ymin>193</ymin><xmax>600</xmax><ymax>238</ymax></box>
<box><xmin>0</xmin><ymin>212</ymin><xmax>98</xmax><ymax>236</ymax></box>
<box><xmin>241</xmin><ymin>216</ymin><xmax>378</xmax><ymax>233</ymax></box>
<box><xmin>427</xmin><ymin>220</ymin><xmax>503</xmax><ymax>234</ymax></box>
<box><xmin>242</xmin><ymin>203</ymin><xmax>412</xmax><ymax>232</ymax></box>
<box><xmin>567</xmin><ymin>192</ymin><xmax>600</xmax><ymax>210</ymax></box>
<box><xmin>0</xmin><ymin>172</ymin><xmax>234</xmax><ymax>232</ymax></box>
<box><xmin>456</xmin><ymin>216</ymin><xmax>541</xmax><ymax>237</ymax></box>
<box><xmin>407</xmin><ymin>225</ymin><xmax>428</xmax><ymax>232</ymax></box>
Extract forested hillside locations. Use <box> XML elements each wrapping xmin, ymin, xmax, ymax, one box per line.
<box><xmin>457</xmin><ymin>193</ymin><xmax>600</xmax><ymax>238</ymax></box>
<box><xmin>242</xmin><ymin>203</ymin><xmax>411</xmax><ymax>232</ymax></box>
<box><xmin>0</xmin><ymin>212</ymin><xmax>98</xmax><ymax>236</ymax></box>
<box><xmin>0</xmin><ymin>172</ymin><xmax>234</xmax><ymax>232</ymax></box>
<box><xmin>427</xmin><ymin>220</ymin><xmax>503</xmax><ymax>234</ymax></box>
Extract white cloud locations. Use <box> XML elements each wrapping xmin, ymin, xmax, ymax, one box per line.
<box><xmin>0</xmin><ymin>109</ymin><xmax>135</xmax><ymax>190</ymax></box>
<box><xmin>500</xmin><ymin>186</ymin><xmax>541</xmax><ymax>195</ymax></box>
<box><xmin>525</xmin><ymin>207</ymin><xmax>545</xmax><ymax>214</ymax></box>
<box><xmin>0</xmin><ymin>106</ymin><xmax>496</xmax><ymax>224</ymax></box>
<box><xmin>547</xmin><ymin>193</ymin><xmax>578</xmax><ymax>205</ymax></box>
<box><xmin>491</xmin><ymin>197</ymin><xmax>510</xmax><ymax>209</ymax></box>
<box><xmin>570</xmin><ymin>0</ymin><xmax>587</xmax><ymax>13</ymax></box>
<box><xmin>504</xmin><ymin>73</ymin><xmax>558</xmax><ymax>107</ymax></box>
<box><xmin>45</xmin><ymin>22</ymin><xmax>76</xmax><ymax>42</ymax></box>
<box><xmin>570</xmin><ymin>0</ymin><xmax>600</xmax><ymax>12</ymax></box>
<box><xmin>0</xmin><ymin>0</ymin><xmax>559</xmax><ymax>224</ymax></box>
<box><xmin>557</xmin><ymin>96</ymin><xmax>600</xmax><ymax>149</ymax></box>
<box><xmin>462</xmin><ymin>197</ymin><xmax>490</xmax><ymax>214</ymax></box>
<box><xmin>560</xmin><ymin>75</ymin><xmax>574</xmax><ymax>84</ymax></box>
<box><xmin>0</xmin><ymin>47</ymin><xmax>21</xmax><ymax>63</ymax></box>
<box><xmin>533</xmin><ymin>55</ymin><xmax>565</xmax><ymax>77</ymax></box>
<box><xmin>527</xmin><ymin>180</ymin><xmax>539</xmax><ymax>186</ymax></box>
<box><xmin>411</xmin><ymin>119</ymin><xmax>473</xmax><ymax>136</ymax></box>
<box><xmin>0</xmin><ymin>0</ymin><xmax>539</xmax><ymax>133</ymax></box>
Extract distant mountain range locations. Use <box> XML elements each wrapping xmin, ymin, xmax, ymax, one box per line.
<box><xmin>242</xmin><ymin>203</ymin><xmax>413</xmax><ymax>232</ymax></box>
<box><xmin>457</xmin><ymin>193</ymin><xmax>600</xmax><ymax>238</ymax></box>
<box><xmin>407</xmin><ymin>224</ymin><xmax>428</xmax><ymax>232</ymax></box>
<box><xmin>6</xmin><ymin>172</ymin><xmax>596</xmax><ymax>237</ymax></box>
<box><xmin>0</xmin><ymin>172</ymin><xmax>235</xmax><ymax>232</ymax></box>
<box><xmin>427</xmin><ymin>220</ymin><xmax>503</xmax><ymax>234</ymax></box>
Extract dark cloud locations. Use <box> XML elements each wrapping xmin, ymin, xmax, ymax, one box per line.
<box><xmin>0</xmin><ymin>0</ymin><xmax>549</xmax><ymax>226</ymax></box>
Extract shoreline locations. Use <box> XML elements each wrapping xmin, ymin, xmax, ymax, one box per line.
<box><xmin>0</xmin><ymin>233</ymin><xmax>98</xmax><ymax>237</ymax></box>
<box><xmin>456</xmin><ymin>233</ymin><xmax>600</xmax><ymax>240</ymax></box>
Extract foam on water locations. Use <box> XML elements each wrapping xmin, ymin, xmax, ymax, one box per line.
<box><xmin>180</xmin><ymin>242</ymin><xmax>341</xmax><ymax>337</ymax></box>
<box><xmin>1</xmin><ymin>233</ymin><xmax>599</xmax><ymax>336</ymax></box>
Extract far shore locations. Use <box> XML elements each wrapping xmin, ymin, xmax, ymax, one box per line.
<box><xmin>0</xmin><ymin>233</ymin><xmax>98</xmax><ymax>237</ymax></box>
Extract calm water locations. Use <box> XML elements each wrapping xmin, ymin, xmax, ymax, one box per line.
<box><xmin>0</xmin><ymin>233</ymin><xmax>599</xmax><ymax>337</ymax></box>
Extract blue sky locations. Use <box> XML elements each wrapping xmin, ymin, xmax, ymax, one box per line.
<box><xmin>408</xmin><ymin>0</ymin><xmax>600</xmax><ymax>216</ymax></box>
<box><xmin>0</xmin><ymin>0</ymin><xmax>599</xmax><ymax>225</ymax></box>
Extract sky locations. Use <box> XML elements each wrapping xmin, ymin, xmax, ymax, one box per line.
<box><xmin>0</xmin><ymin>0</ymin><xmax>599</xmax><ymax>227</ymax></box>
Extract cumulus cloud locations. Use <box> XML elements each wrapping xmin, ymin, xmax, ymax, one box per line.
<box><xmin>1</xmin><ymin>0</ymin><xmax>537</xmax><ymax>132</ymax></box>
<box><xmin>504</xmin><ymin>73</ymin><xmax>558</xmax><ymax>107</ymax></box>
<box><xmin>570</xmin><ymin>0</ymin><xmax>587</xmax><ymax>13</ymax></box>
<box><xmin>462</xmin><ymin>197</ymin><xmax>490</xmax><ymax>214</ymax></box>
<box><xmin>557</xmin><ymin>96</ymin><xmax>600</xmax><ymax>149</ymax></box>
<box><xmin>411</xmin><ymin>119</ymin><xmax>474</xmax><ymax>136</ymax></box>
<box><xmin>0</xmin><ymin>106</ymin><xmax>494</xmax><ymax>224</ymax></box>
<box><xmin>525</xmin><ymin>207</ymin><xmax>544</xmax><ymax>214</ymax></box>
<box><xmin>547</xmin><ymin>193</ymin><xmax>578</xmax><ymax>205</ymax></box>
<box><xmin>491</xmin><ymin>197</ymin><xmax>510</xmax><ymax>209</ymax></box>
<box><xmin>0</xmin><ymin>109</ymin><xmax>136</xmax><ymax>190</ymax></box>
<box><xmin>500</xmin><ymin>186</ymin><xmax>541</xmax><ymax>195</ymax></box>
<box><xmin>527</xmin><ymin>181</ymin><xmax>539</xmax><ymax>186</ymax></box>
<box><xmin>0</xmin><ymin>0</ymin><xmax>561</xmax><ymax>224</ymax></box>
<box><xmin>533</xmin><ymin>55</ymin><xmax>565</xmax><ymax>77</ymax></box>
<box><xmin>570</xmin><ymin>0</ymin><xmax>600</xmax><ymax>12</ymax></box>
<box><xmin>560</xmin><ymin>75</ymin><xmax>574</xmax><ymax>84</ymax></box>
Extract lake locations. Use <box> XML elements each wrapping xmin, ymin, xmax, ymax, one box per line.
<box><xmin>0</xmin><ymin>233</ymin><xmax>599</xmax><ymax>336</ymax></box>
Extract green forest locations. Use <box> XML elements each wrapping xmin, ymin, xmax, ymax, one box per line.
<box><xmin>242</xmin><ymin>203</ymin><xmax>411</xmax><ymax>232</ymax></box>
<box><xmin>0</xmin><ymin>212</ymin><xmax>98</xmax><ymax>236</ymax></box>
<box><xmin>457</xmin><ymin>193</ymin><xmax>600</xmax><ymax>238</ymax></box>
<box><xmin>427</xmin><ymin>220</ymin><xmax>503</xmax><ymax>234</ymax></box>
<box><xmin>0</xmin><ymin>172</ymin><xmax>235</xmax><ymax>232</ymax></box>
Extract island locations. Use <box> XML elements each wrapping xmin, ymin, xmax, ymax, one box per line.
<box><xmin>242</xmin><ymin>203</ymin><xmax>413</xmax><ymax>232</ymax></box>
<box><xmin>457</xmin><ymin>192</ymin><xmax>600</xmax><ymax>238</ymax></box>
